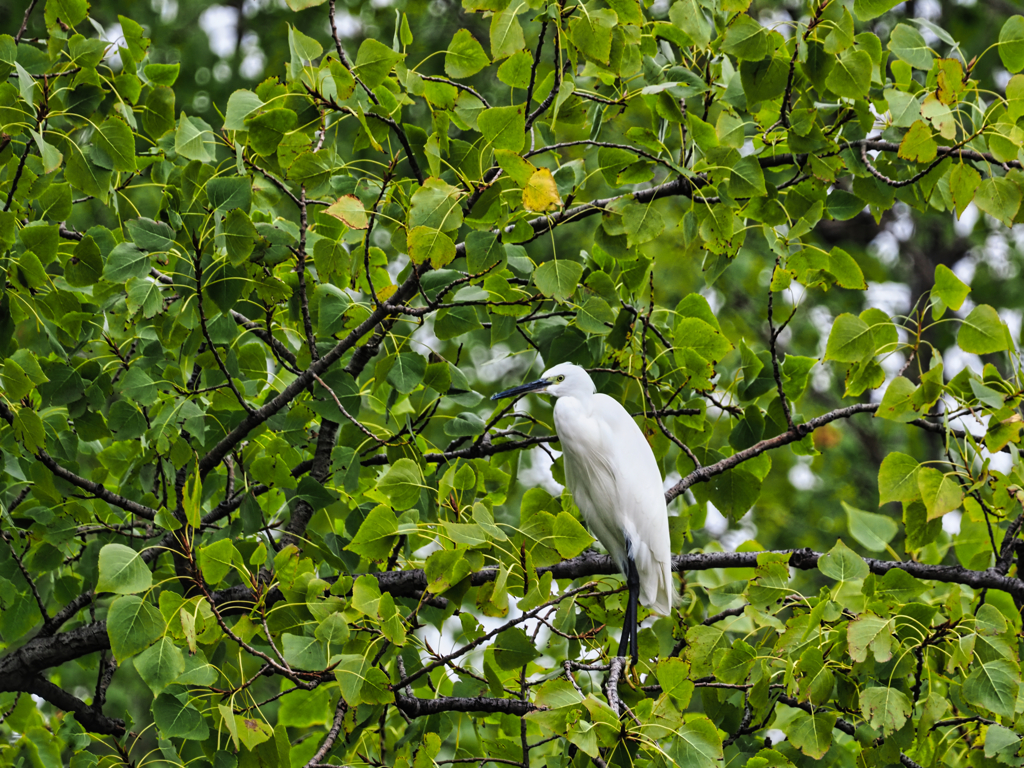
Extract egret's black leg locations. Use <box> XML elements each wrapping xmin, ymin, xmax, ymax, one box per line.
<box><xmin>617</xmin><ymin>555</ymin><xmax>640</xmax><ymax>665</ymax></box>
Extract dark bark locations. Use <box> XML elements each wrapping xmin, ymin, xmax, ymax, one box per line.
<box><xmin>394</xmin><ymin>694</ymin><xmax>538</xmax><ymax>718</ymax></box>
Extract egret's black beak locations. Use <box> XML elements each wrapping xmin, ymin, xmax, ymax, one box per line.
<box><xmin>490</xmin><ymin>378</ymin><xmax>551</xmax><ymax>401</ymax></box>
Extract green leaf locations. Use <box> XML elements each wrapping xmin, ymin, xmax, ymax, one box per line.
<box><xmin>408</xmin><ymin>226</ymin><xmax>456</xmax><ymax>268</ymax></box>
<box><xmin>716</xmin><ymin>639</ymin><xmax>756</xmax><ymax>684</ymax></box>
<box><xmin>875</xmin><ymin>375</ymin><xmax>916</xmax><ymax>422</ymax></box>
<box><xmin>824</xmin><ymin>313</ymin><xmax>873</xmax><ymax>362</ymax></box>
<box><xmin>494</xmin><ymin>627</ymin><xmax>541</xmax><ymax>670</ymax></box>
<box><xmin>31</xmin><ymin>130</ymin><xmax>62</xmax><ymax>174</ymax></box>
<box><xmin>378</xmin><ymin>459</ymin><xmax>423</xmax><ymax>511</ymax></box>
<box><xmin>102</xmin><ymin>242</ymin><xmax>150</xmax><ymax>283</ymax></box>
<box><xmin>107</xmin><ymin>595</ymin><xmax>163</xmax><ymax>660</ymax></box>
<box><xmin>825</xmin><ymin>48</ymin><xmax>872</xmax><ymax>98</ymax></box>
<box><xmin>889</xmin><ymin>23</ymin><xmax>932</xmax><ymax>70</ymax></box>
<box><xmin>844</xmin><ymin>502</ymin><xmax>898</xmax><ymax>552</ymax></box>
<box><xmin>672</xmin><ymin>717</ymin><xmax>723</xmax><ymax>768</ymax></box>
<box><xmin>198</xmin><ymin>539</ymin><xmax>242</xmax><ymax>584</ymax></box>
<box><xmin>847</xmin><ymin>613</ymin><xmax>895</xmax><ymax>662</ymax></box>
<box><xmin>425</xmin><ymin>548</ymin><xmax>472</xmax><ymax>593</ymax></box>
<box><xmin>45</xmin><ymin>0</ymin><xmax>88</xmax><ymax>27</ymax></box>
<box><xmin>118</xmin><ymin>14</ymin><xmax>149</xmax><ymax>59</ymax></box>
<box><xmin>675</xmin><ymin>316</ymin><xmax>733</xmax><ymax>365</ymax></box>
<box><xmin>436</xmin><ymin>305</ymin><xmax>483</xmax><ymax>339</ymax></box>
<box><xmin>934</xmin><ymin>264</ymin><xmax>969</xmax><ymax>310</ymax></box>
<box><xmin>446</xmin><ymin>29</ymin><xmax>490</xmax><ymax>78</ymax></box>
<box><xmin>94</xmin><ymin>116</ymin><xmax>137</xmax><ymax>172</ymax></box>
<box><xmin>288</xmin><ymin>24</ymin><xmax>322</xmax><ymax>73</ymax></box>
<box><xmin>444</xmin><ymin>412</ymin><xmax>485</xmax><ymax>437</ymax></box>
<box><xmin>669</xmin><ymin>0</ymin><xmax>710</xmax><ymax>48</ymax></box>
<box><xmin>852</xmin><ymin>0</ymin><xmax>902</xmax><ymax>21</ymax></box>
<box><xmin>898</xmin><ymin>120</ymin><xmax>937</xmax><ymax>163</ymax></box>
<box><xmin>175</xmin><ymin>114</ymin><xmax>217</xmax><ymax>162</ymax></box>
<box><xmin>570</xmin><ymin>8</ymin><xmax>617</xmax><ymax>65</ymax></box>
<box><xmin>234</xmin><ymin>713</ymin><xmax>274</xmax><ymax>751</ymax></box>
<box><xmin>207</xmin><ymin>177</ymin><xmax>252</xmax><ymax>213</ymax></box>
<box><xmin>985</xmin><ymin>724</ymin><xmax>1024</xmax><ymax>765</ymax></box>
<box><xmin>878</xmin><ymin>452</ymin><xmax>920</xmax><ymax>504</ymax></box>
<box><xmin>860</xmin><ymin>686</ymin><xmax>911</xmax><ymax>735</ymax></box>
<box><xmin>282</xmin><ymin>633</ymin><xmax>327</xmax><ymax>669</ymax></box>
<box><xmin>495</xmin><ymin>150</ymin><xmax>536</xmax><ymax>187</ymax></box>
<box><xmin>2</xmin><ymin>359</ymin><xmax>32</xmax><ymax>402</ymax></box>
<box><xmin>347</xmin><ymin>505</ymin><xmax>399</xmax><ymax>560</ymax></box>
<box><xmin>497</xmin><ymin>50</ymin><xmax>533</xmax><ymax>88</ymax></box>
<box><xmin>478</xmin><ymin>105</ymin><xmax>527</xmax><ymax>152</ymax></box>
<box><xmin>534</xmin><ymin>260</ymin><xmax>583</xmax><ymax>301</ymax></box>
<box><xmin>223</xmin><ymin>89</ymin><xmax>264</xmax><ymax>131</ymax></box>
<box><xmin>490</xmin><ymin>5</ymin><xmax>525</xmax><ymax>60</ymax></box>
<box><xmin>621</xmin><ymin>201</ymin><xmax>665</xmax><ymax>247</ymax></box>
<box><xmin>964</xmin><ymin>659</ymin><xmax>1020</xmax><ymax>719</ymax></box>
<box><xmin>144</xmin><ymin>63</ymin><xmax>179</xmax><ymax>86</ymax></box>
<box><xmin>884</xmin><ymin>88</ymin><xmax>920</xmax><ymax>128</ymax></box>
<box><xmin>154</xmin><ymin>694</ymin><xmax>209</xmax><ymax>740</ymax></box>
<box><xmin>286</xmin><ymin>0</ymin><xmax>327</xmax><ymax>9</ymax></box>
<box><xmin>354</xmin><ymin>39</ymin><xmax>405</xmax><ymax>88</ymax></box>
<box><xmin>315</xmin><ymin>613</ymin><xmax>350</xmax><ymax>651</ymax></box>
<box><xmin>135</xmin><ymin>637</ymin><xmax>185</xmax><ymax>694</ymax></box>
<box><xmin>97</xmin><ymin>543</ymin><xmax>153</xmax><ymax>594</ymax></box>
<box><xmin>817</xmin><ymin>538</ymin><xmax>868</xmax><ymax>582</ymax></box>
<box><xmin>728</xmin><ymin>155</ymin><xmax>767</xmax><ymax>197</ymax></box>
<box><xmin>1000</xmin><ymin>16</ymin><xmax>1024</xmax><ymax>73</ymax></box>
<box><xmin>409</xmin><ymin>177</ymin><xmax>464</xmax><ymax>231</ymax></box>
<box><xmin>324</xmin><ymin>194</ymin><xmax>368</xmax><ymax>230</ymax></box>
<box><xmin>224</xmin><ymin>208</ymin><xmax>258</xmax><ymax>264</ymax></box>
<box><xmin>12</xmin><ymin>408</ymin><xmax>43</xmax><ymax>454</ymax></box>
<box><xmin>786</xmin><ymin>709</ymin><xmax>835</xmax><ymax>760</ymax></box>
<box><xmin>388</xmin><ymin>352</ymin><xmax>426</xmax><ymax>393</ymax></box>
<box><xmin>827</xmin><ymin>189</ymin><xmax>865</xmax><ymax>220</ymax></box>
<box><xmin>916</xmin><ymin>467</ymin><xmax>962</xmax><ymax>520</ymax></box>
<box><xmin>722</xmin><ymin>16</ymin><xmax>767</xmax><ymax>61</ymax></box>
<box><xmin>551</xmin><ymin>512</ymin><xmax>594</xmax><ymax>559</ymax></box>
<box><xmin>127</xmin><ymin>217</ymin><xmax>175</xmax><ymax>252</ymax></box>
<box><xmin>576</xmin><ymin>296</ymin><xmax>615</xmax><ymax>335</ymax></box>
<box><xmin>827</xmin><ymin>247</ymin><xmax>866</xmax><ymax>289</ymax></box>
<box><xmin>974</xmin><ymin>177</ymin><xmax>1022</xmax><ymax>227</ymax></box>
<box><xmin>959</xmin><ymin>304</ymin><xmax>1010</xmax><ymax>355</ymax></box>
<box><xmin>949</xmin><ymin>163</ymin><xmax>981</xmax><ymax>219</ymax></box>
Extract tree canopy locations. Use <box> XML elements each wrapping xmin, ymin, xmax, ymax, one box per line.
<box><xmin>4</xmin><ymin>0</ymin><xmax>1024</xmax><ymax>765</ymax></box>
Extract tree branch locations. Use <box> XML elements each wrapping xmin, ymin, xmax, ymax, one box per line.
<box><xmin>0</xmin><ymin>402</ymin><xmax>159</xmax><ymax>520</ymax></box>
<box><xmin>395</xmin><ymin>694</ymin><xmax>539</xmax><ymax>718</ymax></box>
<box><xmin>22</xmin><ymin>676</ymin><xmax>125</xmax><ymax>736</ymax></box>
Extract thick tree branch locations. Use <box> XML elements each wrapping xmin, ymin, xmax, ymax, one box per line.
<box><xmin>281</xmin><ymin>419</ymin><xmax>339</xmax><ymax>548</ymax></box>
<box><xmin>395</xmin><ymin>694</ymin><xmax>538</xmax><ymax>718</ymax></box>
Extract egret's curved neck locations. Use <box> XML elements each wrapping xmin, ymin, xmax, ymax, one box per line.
<box><xmin>558</xmin><ymin>386</ymin><xmax>595</xmax><ymax>402</ymax></box>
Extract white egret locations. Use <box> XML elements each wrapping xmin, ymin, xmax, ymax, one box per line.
<box><xmin>491</xmin><ymin>362</ymin><xmax>673</xmax><ymax>663</ymax></box>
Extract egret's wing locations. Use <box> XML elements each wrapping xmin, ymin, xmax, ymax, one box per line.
<box><xmin>555</xmin><ymin>397</ymin><xmax>627</xmax><ymax>568</ymax></box>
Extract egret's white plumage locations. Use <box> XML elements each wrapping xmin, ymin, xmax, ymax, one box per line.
<box><xmin>492</xmin><ymin>363</ymin><xmax>674</xmax><ymax>626</ymax></box>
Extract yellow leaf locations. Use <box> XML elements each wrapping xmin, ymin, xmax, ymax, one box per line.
<box><xmin>324</xmin><ymin>194</ymin><xmax>369</xmax><ymax>229</ymax></box>
<box><xmin>522</xmin><ymin>168</ymin><xmax>562</xmax><ymax>212</ymax></box>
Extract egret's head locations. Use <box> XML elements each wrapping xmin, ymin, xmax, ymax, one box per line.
<box><xmin>490</xmin><ymin>362</ymin><xmax>596</xmax><ymax>401</ymax></box>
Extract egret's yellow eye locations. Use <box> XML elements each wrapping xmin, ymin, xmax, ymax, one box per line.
<box><xmin>554</xmin><ymin>375</ymin><xmax>565</xmax><ymax>382</ymax></box>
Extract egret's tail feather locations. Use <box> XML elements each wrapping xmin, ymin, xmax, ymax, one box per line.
<box><xmin>633</xmin><ymin>541</ymin><xmax>674</xmax><ymax>616</ymax></box>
